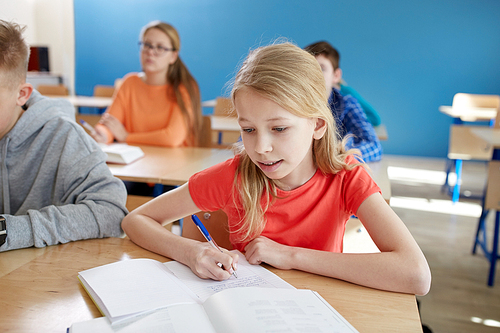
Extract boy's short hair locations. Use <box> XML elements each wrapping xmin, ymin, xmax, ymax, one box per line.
<box><xmin>0</xmin><ymin>19</ymin><xmax>30</xmax><ymax>88</ymax></box>
<box><xmin>304</xmin><ymin>41</ymin><xmax>340</xmax><ymax>70</ymax></box>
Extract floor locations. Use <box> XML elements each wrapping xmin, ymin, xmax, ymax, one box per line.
<box><xmin>382</xmin><ymin>155</ymin><xmax>500</xmax><ymax>333</ymax></box>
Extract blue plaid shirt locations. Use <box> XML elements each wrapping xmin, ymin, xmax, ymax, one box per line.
<box><xmin>329</xmin><ymin>88</ymin><xmax>382</xmax><ymax>162</ymax></box>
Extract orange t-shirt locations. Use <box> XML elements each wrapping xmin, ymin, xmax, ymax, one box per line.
<box><xmin>188</xmin><ymin>155</ymin><xmax>381</xmax><ymax>253</ymax></box>
<box><xmin>98</xmin><ymin>73</ymin><xmax>193</xmax><ymax>147</ymax></box>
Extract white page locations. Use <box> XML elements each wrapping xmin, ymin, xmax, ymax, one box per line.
<box><xmin>165</xmin><ymin>250</ymin><xmax>295</xmax><ymax>301</ymax></box>
<box><xmin>70</xmin><ymin>304</ymin><xmax>217</xmax><ymax>333</ymax></box>
<box><xmin>203</xmin><ymin>287</ymin><xmax>360</xmax><ymax>333</ymax></box>
<box><xmin>78</xmin><ymin>259</ymin><xmax>199</xmax><ymax>323</ymax></box>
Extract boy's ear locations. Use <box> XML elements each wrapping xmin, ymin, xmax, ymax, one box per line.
<box><xmin>313</xmin><ymin>118</ymin><xmax>327</xmax><ymax>140</ymax></box>
<box><xmin>17</xmin><ymin>83</ymin><xmax>33</xmax><ymax>106</ymax></box>
<box><xmin>333</xmin><ymin>68</ymin><xmax>343</xmax><ymax>86</ymax></box>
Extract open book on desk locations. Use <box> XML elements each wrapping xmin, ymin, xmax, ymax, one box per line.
<box><xmin>70</xmin><ymin>287</ymin><xmax>359</xmax><ymax>333</ymax></box>
<box><xmin>98</xmin><ymin>143</ymin><xmax>144</xmax><ymax>164</ymax></box>
<box><xmin>77</xmin><ymin>251</ymin><xmax>294</xmax><ymax>326</ymax></box>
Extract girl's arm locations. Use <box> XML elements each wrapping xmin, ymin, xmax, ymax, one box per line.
<box><xmin>244</xmin><ymin>192</ymin><xmax>431</xmax><ymax>295</ymax></box>
<box><xmin>121</xmin><ymin>184</ymin><xmax>238</xmax><ymax>280</ymax></box>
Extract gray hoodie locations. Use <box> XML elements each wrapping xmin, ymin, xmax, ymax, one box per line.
<box><xmin>0</xmin><ymin>90</ymin><xmax>127</xmax><ymax>251</ymax></box>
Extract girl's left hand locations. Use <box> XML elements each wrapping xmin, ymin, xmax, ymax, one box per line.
<box><xmin>244</xmin><ymin>236</ymin><xmax>294</xmax><ymax>270</ymax></box>
<box><xmin>100</xmin><ymin>114</ymin><xmax>129</xmax><ymax>142</ymax></box>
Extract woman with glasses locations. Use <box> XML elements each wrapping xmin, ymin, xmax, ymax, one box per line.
<box><xmin>92</xmin><ymin>21</ymin><xmax>202</xmax><ymax>147</ymax></box>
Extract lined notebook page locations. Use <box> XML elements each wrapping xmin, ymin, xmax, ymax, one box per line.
<box><xmin>165</xmin><ymin>250</ymin><xmax>295</xmax><ymax>302</ymax></box>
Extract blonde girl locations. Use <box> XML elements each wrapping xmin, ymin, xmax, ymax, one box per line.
<box><xmin>122</xmin><ymin>42</ymin><xmax>431</xmax><ymax>296</ymax></box>
<box><xmin>93</xmin><ymin>21</ymin><xmax>202</xmax><ymax>147</ymax></box>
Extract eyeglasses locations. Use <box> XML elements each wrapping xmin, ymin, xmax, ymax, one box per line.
<box><xmin>138</xmin><ymin>41</ymin><xmax>175</xmax><ymax>56</ymax></box>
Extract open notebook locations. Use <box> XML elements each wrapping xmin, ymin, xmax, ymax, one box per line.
<box><xmin>73</xmin><ymin>251</ymin><xmax>358</xmax><ymax>332</ymax></box>
<box><xmin>77</xmin><ymin>251</ymin><xmax>294</xmax><ymax>326</ymax></box>
<box><xmin>98</xmin><ymin>143</ymin><xmax>144</xmax><ymax>164</ymax></box>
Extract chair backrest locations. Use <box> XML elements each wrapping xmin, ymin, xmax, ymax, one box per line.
<box><xmin>494</xmin><ymin>107</ymin><xmax>500</xmax><ymax>129</ymax></box>
<box><xmin>198</xmin><ymin>115</ymin><xmax>213</xmax><ymax>148</ymax></box>
<box><xmin>37</xmin><ymin>84</ymin><xmax>69</xmax><ymax>96</ymax></box>
<box><xmin>214</xmin><ymin>97</ymin><xmax>235</xmax><ymax>116</ymax></box>
<box><xmin>182</xmin><ymin>210</ymin><xmax>233</xmax><ymax>250</ymax></box>
<box><xmin>452</xmin><ymin>93</ymin><xmax>500</xmax><ymax>110</ymax></box>
<box><xmin>93</xmin><ymin>85</ymin><xmax>115</xmax><ymax>97</ymax></box>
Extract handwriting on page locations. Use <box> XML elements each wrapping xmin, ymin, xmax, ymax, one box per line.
<box><xmin>164</xmin><ymin>252</ymin><xmax>294</xmax><ymax>302</ymax></box>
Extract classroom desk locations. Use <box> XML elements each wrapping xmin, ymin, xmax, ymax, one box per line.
<box><xmin>0</xmin><ymin>237</ymin><xmax>422</xmax><ymax>332</ymax></box>
<box><xmin>107</xmin><ymin>145</ymin><xmax>234</xmax><ymax>186</ymax></box>
<box><xmin>439</xmin><ymin>105</ymin><xmax>497</xmax><ymax>122</ymax></box>
<box><xmin>49</xmin><ymin>95</ymin><xmax>113</xmax><ymax>108</ymax></box>
<box><xmin>106</xmin><ymin>145</ymin><xmax>391</xmax><ymax>202</ymax></box>
<box><xmin>211</xmin><ymin>115</ymin><xmax>389</xmax><ymax>141</ymax></box>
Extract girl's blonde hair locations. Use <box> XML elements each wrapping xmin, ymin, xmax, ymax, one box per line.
<box><xmin>140</xmin><ymin>21</ymin><xmax>202</xmax><ymax>146</ymax></box>
<box><xmin>231</xmin><ymin>41</ymin><xmax>360</xmax><ymax>242</ymax></box>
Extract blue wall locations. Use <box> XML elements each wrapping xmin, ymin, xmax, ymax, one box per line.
<box><xmin>74</xmin><ymin>0</ymin><xmax>500</xmax><ymax>158</ymax></box>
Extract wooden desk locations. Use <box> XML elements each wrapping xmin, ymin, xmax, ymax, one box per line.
<box><xmin>439</xmin><ymin>105</ymin><xmax>497</xmax><ymax>122</ymax></box>
<box><xmin>48</xmin><ymin>95</ymin><xmax>113</xmax><ymax>108</ymax></box>
<box><xmin>107</xmin><ymin>145</ymin><xmax>390</xmax><ymax>202</ymax></box>
<box><xmin>107</xmin><ymin>145</ymin><xmax>234</xmax><ymax>186</ymax></box>
<box><xmin>0</xmin><ymin>238</ymin><xmax>422</xmax><ymax>332</ymax></box>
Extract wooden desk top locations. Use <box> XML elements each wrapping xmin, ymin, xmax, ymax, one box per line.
<box><xmin>107</xmin><ymin>145</ymin><xmax>390</xmax><ymax>202</ymax></box>
<box><xmin>439</xmin><ymin>105</ymin><xmax>497</xmax><ymax>122</ymax></box>
<box><xmin>49</xmin><ymin>95</ymin><xmax>113</xmax><ymax>108</ymax></box>
<box><xmin>0</xmin><ymin>238</ymin><xmax>421</xmax><ymax>332</ymax></box>
<box><xmin>107</xmin><ymin>145</ymin><xmax>234</xmax><ymax>186</ymax></box>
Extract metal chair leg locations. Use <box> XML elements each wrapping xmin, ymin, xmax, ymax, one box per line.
<box><xmin>452</xmin><ymin>159</ymin><xmax>463</xmax><ymax>203</ymax></box>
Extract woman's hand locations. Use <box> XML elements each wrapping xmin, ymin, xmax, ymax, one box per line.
<box><xmin>99</xmin><ymin>113</ymin><xmax>129</xmax><ymax>142</ymax></box>
<box><xmin>186</xmin><ymin>242</ymin><xmax>239</xmax><ymax>281</ymax></box>
<box><xmin>244</xmin><ymin>236</ymin><xmax>294</xmax><ymax>270</ymax></box>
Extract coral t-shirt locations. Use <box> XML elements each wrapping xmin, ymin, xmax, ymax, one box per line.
<box><xmin>188</xmin><ymin>155</ymin><xmax>380</xmax><ymax>252</ymax></box>
<box><xmin>98</xmin><ymin>73</ymin><xmax>193</xmax><ymax>147</ymax></box>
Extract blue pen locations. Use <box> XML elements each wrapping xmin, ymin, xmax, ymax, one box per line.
<box><xmin>191</xmin><ymin>214</ymin><xmax>237</xmax><ymax>278</ymax></box>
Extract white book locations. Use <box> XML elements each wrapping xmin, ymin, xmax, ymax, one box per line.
<box><xmin>98</xmin><ymin>143</ymin><xmax>144</xmax><ymax>164</ymax></box>
<box><xmin>69</xmin><ymin>287</ymin><xmax>359</xmax><ymax>333</ymax></box>
<box><xmin>77</xmin><ymin>251</ymin><xmax>295</xmax><ymax>327</ymax></box>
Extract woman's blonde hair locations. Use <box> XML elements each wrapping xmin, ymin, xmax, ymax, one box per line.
<box><xmin>230</xmin><ymin>41</ymin><xmax>360</xmax><ymax>242</ymax></box>
<box><xmin>140</xmin><ymin>21</ymin><xmax>202</xmax><ymax>146</ymax></box>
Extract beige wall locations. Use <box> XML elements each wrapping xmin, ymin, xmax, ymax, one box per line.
<box><xmin>0</xmin><ymin>0</ymin><xmax>75</xmax><ymax>93</ymax></box>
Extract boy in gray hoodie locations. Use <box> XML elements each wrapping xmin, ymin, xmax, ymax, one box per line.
<box><xmin>0</xmin><ymin>20</ymin><xmax>127</xmax><ymax>252</ymax></box>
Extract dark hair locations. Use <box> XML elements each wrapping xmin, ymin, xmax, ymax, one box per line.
<box><xmin>304</xmin><ymin>41</ymin><xmax>340</xmax><ymax>70</ymax></box>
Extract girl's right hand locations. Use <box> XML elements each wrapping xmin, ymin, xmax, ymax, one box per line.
<box><xmin>187</xmin><ymin>242</ymin><xmax>239</xmax><ymax>281</ymax></box>
<box><xmin>91</xmin><ymin>125</ymin><xmax>109</xmax><ymax>143</ymax></box>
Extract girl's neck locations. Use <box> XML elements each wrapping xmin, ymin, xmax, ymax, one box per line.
<box><xmin>142</xmin><ymin>71</ymin><xmax>168</xmax><ymax>85</ymax></box>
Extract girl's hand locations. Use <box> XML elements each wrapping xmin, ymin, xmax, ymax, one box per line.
<box><xmin>99</xmin><ymin>114</ymin><xmax>129</xmax><ymax>142</ymax></box>
<box><xmin>187</xmin><ymin>242</ymin><xmax>239</xmax><ymax>281</ymax></box>
<box><xmin>244</xmin><ymin>236</ymin><xmax>294</xmax><ymax>270</ymax></box>
<box><xmin>91</xmin><ymin>125</ymin><xmax>109</xmax><ymax>143</ymax></box>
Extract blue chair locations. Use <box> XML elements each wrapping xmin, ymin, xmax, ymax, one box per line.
<box><xmin>442</xmin><ymin>93</ymin><xmax>499</xmax><ymax>203</ymax></box>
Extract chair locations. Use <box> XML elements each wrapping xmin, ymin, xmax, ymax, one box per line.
<box><xmin>472</xmin><ymin>111</ymin><xmax>500</xmax><ymax>286</ymax></box>
<box><xmin>213</xmin><ymin>97</ymin><xmax>240</xmax><ymax>146</ymax></box>
<box><xmin>214</xmin><ymin>97</ymin><xmax>235</xmax><ymax>116</ymax></box>
<box><xmin>198</xmin><ymin>115</ymin><xmax>213</xmax><ymax>148</ymax></box>
<box><xmin>442</xmin><ymin>93</ymin><xmax>500</xmax><ymax>203</ymax></box>
<box><xmin>182</xmin><ymin>210</ymin><xmax>233</xmax><ymax>250</ymax></box>
<box><xmin>37</xmin><ymin>84</ymin><xmax>69</xmax><ymax>96</ymax></box>
<box><xmin>93</xmin><ymin>85</ymin><xmax>115</xmax><ymax>98</ymax></box>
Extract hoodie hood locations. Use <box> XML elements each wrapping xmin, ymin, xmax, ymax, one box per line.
<box><xmin>5</xmin><ymin>90</ymin><xmax>75</xmax><ymax>148</ymax></box>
